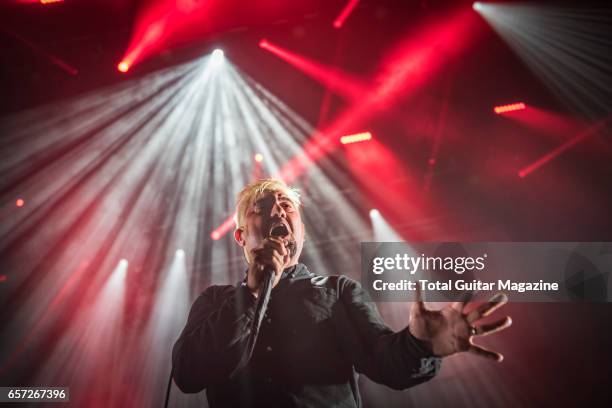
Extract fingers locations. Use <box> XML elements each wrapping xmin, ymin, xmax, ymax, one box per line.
<box><xmin>466</xmin><ymin>293</ymin><xmax>508</xmax><ymax>324</ymax></box>
<box><xmin>264</xmin><ymin>237</ymin><xmax>288</xmax><ymax>256</ymax></box>
<box><xmin>411</xmin><ymin>282</ymin><xmax>426</xmax><ymax>316</ymax></box>
<box><xmin>251</xmin><ymin>238</ymin><xmax>288</xmax><ymax>269</ymax></box>
<box><xmin>247</xmin><ymin>237</ymin><xmax>289</xmax><ymax>292</ymax></box>
<box><xmin>252</xmin><ymin>237</ymin><xmax>286</xmax><ymax>274</ymax></box>
<box><xmin>451</xmin><ymin>290</ymin><xmax>474</xmax><ymax>312</ymax></box>
<box><xmin>468</xmin><ymin>343</ymin><xmax>504</xmax><ymax>362</ymax></box>
<box><xmin>252</xmin><ymin>247</ymin><xmax>285</xmax><ymax>269</ymax></box>
<box><xmin>474</xmin><ymin>316</ymin><xmax>512</xmax><ymax>336</ymax></box>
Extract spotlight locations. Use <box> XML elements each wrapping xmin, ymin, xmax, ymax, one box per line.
<box><xmin>254</xmin><ymin>153</ymin><xmax>263</xmax><ymax>162</ymax></box>
<box><xmin>117</xmin><ymin>61</ymin><xmax>130</xmax><ymax>73</ymax></box>
<box><xmin>478</xmin><ymin>3</ymin><xmax>610</xmax><ymax>118</ymax></box>
<box><xmin>259</xmin><ymin>39</ymin><xmax>269</xmax><ymax>49</ymax></box>
<box><xmin>473</xmin><ymin>2</ymin><xmax>483</xmax><ymax>12</ymax></box>
<box><xmin>340</xmin><ymin>131</ymin><xmax>372</xmax><ymax>145</ymax></box>
<box><xmin>212</xmin><ymin>49</ymin><xmax>224</xmax><ymax>59</ymax></box>
<box><xmin>119</xmin><ymin>259</ymin><xmax>129</xmax><ymax>268</ymax></box>
<box><xmin>16</xmin><ymin>198</ymin><xmax>24</xmax><ymax>207</ymax></box>
<box><xmin>176</xmin><ymin>249</ymin><xmax>185</xmax><ymax>258</ymax></box>
<box><xmin>494</xmin><ymin>102</ymin><xmax>526</xmax><ymax>114</ymax></box>
<box><xmin>40</xmin><ymin>0</ymin><xmax>63</xmax><ymax>4</ymax></box>
<box><xmin>211</xmin><ymin>231</ymin><xmax>221</xmax><ymax>240</ymax></box>
<box><xmin>369</xmin><ymin>209</ymin><xmax>380</xmax><ymax>218</ymax></box>
<box><xmin>210</xmin><ymin>49</ymin><xmax>224</xmax><ymax>68</ymax></box>
<box><xmin>333</xmin><ymin>0</ymin><xmax>359</xmax><ymax>29</ymax></box>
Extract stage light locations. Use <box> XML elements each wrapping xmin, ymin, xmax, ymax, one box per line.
<box><xmin>40</xmin><ymin>0</ymin><xmax>63</xmax><ymax>4</ymax></box>
<box><xmin>16</xmin><ymin>198</ymin><xmax>24</xmax><ymax>207</ymax></box>
<box><xmin>473</xmin><ymin>2</ymin><xmax>483</xmax><ymax>12</ymax></box>
<box><xmin>210</xmin><ymin>49</ymin><xmax>224</xmax><ymax>69</ymax></box>
<box><xmin>117</xmin><ymin>61</ymin><xmax>130</xmax><ymax>73</ymax></box>
<box><xmin>32</xmin><ymin>256</ymin><xmax>129</xmax><ymax>403</ymax></box>
<box><xmin>340</xmin><ymin>131</ymin><xmax>372</xmax><ymax>145</ymax></box>
<box><xmin>211</xmin><ymin>49</ymin><xmax>224</xmax><ymax>64</ymax></box>
<box><xmin>254</xmin><ymin>153</ymin><xmax>263</xmax><ymax>162</ymax></box>
<box><xmin>211</xmin><ymin>215</ymin><xmax>236</xmax><ymax>241</ymax></box>
<box><xmin>477</xmin><ymin>3</ymin><xmax>611</xmax><ymax>118</ymax></box>
<box><xmin>517</xmin><ymin>117</ymin><xmax>610</xmax><ymax>178</ymax></box>
<box><xmin>139</xmin><ymin>244</ymin><xmax>190</xmax><ymax>407</ymax></box>
<box><xmin>333</xmin><ymin>0</ymin><xmax>359</xmax><ymax>29</ymax></box>
<box><xmin>494</xmin><ymin>102</ymin><xmax>526</xmax><ymax>114</ymax></box>
<box><xmin>258</xmin><ymin>39</ymin><xmax>367</xmax><ymax>102</ymax></box>
<box><xmin>272</xmin><ymin>10</ymin><xmax>474</xmax><ymax>187</ymax></box>
<box><xmin>369</xmin><ymin>206</ymin><xmax>406</xmax><ymax>241</ymax></box>
<box><xmin>119</xmin><ymin>0</ymin><xmax>216</xmax><ymax>70</ymax></box>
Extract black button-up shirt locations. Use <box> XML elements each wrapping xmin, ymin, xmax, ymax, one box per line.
<box><xmin>172</xmin><ymin>264</ymin><xmax>441</xmax><ymax>407</ymax></box>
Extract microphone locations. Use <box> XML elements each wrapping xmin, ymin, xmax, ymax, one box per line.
<box><xmin>251</xmin><ymin>223</ymin><xmax>289</xmax><ymax>340</ymax></box>
<box><xmin>230</xmin><ymin>224</ymin><xmax>289</xmax><ymax>378</ymax></box>
<box><xmin>262</xmin><ymin>224</ymin><xmax>290</xmax><ymax>277</ymax></box>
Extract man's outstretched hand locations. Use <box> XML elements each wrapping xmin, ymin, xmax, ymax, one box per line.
<box><xmin>409</xmin><ymin>289</ymin><xmax>512</xmax><ymax>361</ymax></box>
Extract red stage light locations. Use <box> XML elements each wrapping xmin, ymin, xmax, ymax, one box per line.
<box><xmin>494</xmin><ymin>102</ymin><xmax>526</xmax><ymax>114</ymax></box>
<box><xmin>333</xmin><ymin>0</ymin><xmax>359</xmax><ymax>29</ymax></box>
<box><xmin>517</xmin><ymin>117</ymin><xmax>610</xmax><ymax>178</ymax></box>
<box><xmin>258</xmin><ymin>39</ymin><xmax>367</xmax><ymax>102</ymax></box>
<box><xmin>120</xmin><ymin>0</ymin><xmax>217</xmax><ymax>69</ymax></box>
<box><xmin>117</xmin><ymin>61</ymin><xmax>130</xmax><ymax>73</ymax></box>
<box><xmin>340</xmin><ymin>132</ymin><xmax>372</xmax><ymax>145</ymax></box>
<box><xmin>213</xmin><ymin>10</ymin><xmax>474</xmax><ymax>239</ymax></box>
<box><xmin>254</xmin><ymin>153</ymin><xmax>263</xmax><ymax>162</ymax></box>
<box><xmin>16</xmin><ymin>198</ymin><xmax>24</xmax><ymax>207</ymax></box>
<box><xmin>210</xmin><ymin>231</ymin><xmax>220</xmax><ymax>240</ymax></box>
<box><xmin>0</xmin><ymin>275</ymin><xmax>6</xmax><ymax>282</ymax></box>
<box><xmin>40</xmin><ymin>0</ymin><xmax>63</xmax><ymax>4</ymax></box>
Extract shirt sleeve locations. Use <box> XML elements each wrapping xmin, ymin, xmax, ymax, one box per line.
<box><xmin>332</xmin><ymin>276</ymin><xmax>442</xmax><ymax>390</ymax></box>
<box><xmin>171</xmin><ymin>285</ymin><xmax>257</xmax><ymax>393</ymax></box>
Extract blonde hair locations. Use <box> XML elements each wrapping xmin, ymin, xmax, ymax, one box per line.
<box><xmin>234</xmin><ymin>178</ymin><xmax>301</xmax><ymax>229</ymax></box>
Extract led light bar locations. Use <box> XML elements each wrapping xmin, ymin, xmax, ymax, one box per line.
<box><xmin>340</xmin><ymin>131</ymin><xmax>372</xmax><ymax>145</ymax></box>
<box><xmin>494</xmin><ymin>102</ymin><xmax>526</xmax><ymax>114</ymax></box>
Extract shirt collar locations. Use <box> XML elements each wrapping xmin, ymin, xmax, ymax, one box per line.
<box><xmin>240</xmin><ymin>263</ymin><xmax>312</xmax><ymax>287</ymax></box>
<box><xmin>282</xmin><ymin>263</ymin><xmax>312</xmax><ymax>280</ymax></box>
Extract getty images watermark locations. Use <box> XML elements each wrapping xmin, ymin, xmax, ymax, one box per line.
<box><xmin>360</xmin><ymin>242</ymin><xmax>612</xmax><ymax>302</ymax></box>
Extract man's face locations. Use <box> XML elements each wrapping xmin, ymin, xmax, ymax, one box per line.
<box><xmin>234</xmin><ymin>190</ymin><xmax>305</xmax><ymax>267</ymax></box>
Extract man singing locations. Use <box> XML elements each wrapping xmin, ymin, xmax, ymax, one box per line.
<box><xmin>172</xmin><ymin>179</ymin><xmax>511</xmax><ymax>407</ymax></box>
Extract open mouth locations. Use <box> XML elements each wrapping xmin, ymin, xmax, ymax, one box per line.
<box><xmin>269</xmin><ymin>223</ymin><xmax>290</xmax><ymax>238</ymax></box>
<box><xmin>269</xmin><ymin>223</ymin><xmax>296</xmax><ymax>258</ymax></box>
